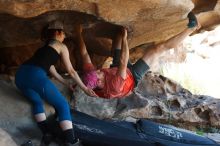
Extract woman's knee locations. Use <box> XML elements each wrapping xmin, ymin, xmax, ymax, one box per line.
<box><xmin>32</xmin><ymin>99</ymin><xmax>45</xmax><ymax>114</ymax></box>
<box><xmin>20</xmin><ymin>89</ymin><xmax>44</xmax><ymax>114</ymax></box>
<box><xmin>54</xmin><ymin>100</ymin><xmax>71</xmax><ymax>121</ymax></box>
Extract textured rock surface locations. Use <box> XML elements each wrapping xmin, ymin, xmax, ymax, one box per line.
<box><xmin>0</xmin><ymin>128</ymin><xmax>18</xmax><ymax>146</ymax></box>
<box><xmin>0</xmin><ymin>0</ymin><xmax>220</xmax><ymax>145</ymax></box>
<box><xmin>72</xmin><ymin>71</ymin><xmax>220</xmax><ymax>128</ymax></box>
<box><xmin>0</xmin><ymin>0</ymin><xmax>220</xmax><ymax>73</ymax></box>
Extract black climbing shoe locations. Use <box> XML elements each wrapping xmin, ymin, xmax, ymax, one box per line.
<box><xmin>64</xmin><ymin>139</ymin><xmax>81</xmax><ymax>146</ymax></box>
<box><xmin>40</xmin><ymin>133</ymin><xmax>53</xmax><ymax>146</ymax></box>
<box><xmin>21</xmin><ymin>140</ymin><xmax>34</xmax><ymax>146</ymax></box>
<box><xmin>187</xmin><ymin>12</ymin><xmax>198</xmax><ymax>28</ymax></box>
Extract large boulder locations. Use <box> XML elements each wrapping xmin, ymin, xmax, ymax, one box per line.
<box><xmin>0</xmin><ymin>0</ymin><xmax>220</xmax><ymax>73</ymax></box>
<box><xmin>72</xmin><ymin>71</ymin><xmax>220</xmax><ymax>129</ymax></box>
<box><xmin>0</xmin><ymin>128</ymin><xmax>18</xmax><ymax>146</ymax></box>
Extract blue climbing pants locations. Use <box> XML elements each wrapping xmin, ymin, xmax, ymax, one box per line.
<box><xmin>15</xmin><ymin>65</ymin><xmax>71</xmax><ymax>121</ymax></box>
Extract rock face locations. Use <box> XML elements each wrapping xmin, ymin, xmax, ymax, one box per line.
<box><xmin>73</xmin><ymin>71</ymin><xmax>220</xmax><ymax>128</ymax></box>
<box><xmin>0</xmin><ymin>76</ymin><xmax>56</xmax><ymax>145</ymax></box>
<box><xmin>0</xmin><ymin>0</ymin><xmax>220</xmax><ymax>73</ymax></box>
<box><xmin>0</xmin><ymin>128</ymin><xmax>18</xmax><ymax>146</ymax></box>
<box><xmin>0</xmin><ymin>0</ymin><xmax>220</xmax><ymax>144</ymax></box>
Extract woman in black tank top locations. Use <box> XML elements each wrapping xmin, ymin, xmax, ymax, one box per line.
<box><xmin>15</xmin><ymin>20</ymin><xmax>97</xmax><ymax>146</ymax></box>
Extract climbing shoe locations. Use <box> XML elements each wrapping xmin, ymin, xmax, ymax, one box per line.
<box><xmin>64</xmin><ymin>139</ymin><xmax>81</xmax><ymax>146</ymax></box>
<box><xmin>21</xmin><ymin>140</ymin><xmax>34</xmax><ymax>146</ymax></box>
<box><xmin>187</xmin><ymin>12</ymin><xmax>198</xmax><ymax>28</ymax></box>
<box><xmin>40</xmin><ymin>133</ymin><xmax>53</xmax><ymax>146</ymax></box>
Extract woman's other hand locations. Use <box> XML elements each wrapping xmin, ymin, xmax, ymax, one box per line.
<box><xmin>84</xmin><ymin>88</ymin><xmax>98</xmax><ymax>97</ymax></box>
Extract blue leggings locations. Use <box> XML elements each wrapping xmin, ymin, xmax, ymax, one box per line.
<box><xmin>15</xmin><ymin>65</ymin><xmax>71</xmax><ymax>121</ymax></box>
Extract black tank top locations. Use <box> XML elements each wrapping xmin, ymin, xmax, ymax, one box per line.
<box><xmin>24</xmin><ymin>45</ymin><xmax>60</xmax><ymax>73</ymax></box>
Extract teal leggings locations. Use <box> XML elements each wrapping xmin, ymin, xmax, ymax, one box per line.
<box><xmin>15</xmin><ymin>65</ymin><xmax>71</xmax><ymax>121</ymax></box>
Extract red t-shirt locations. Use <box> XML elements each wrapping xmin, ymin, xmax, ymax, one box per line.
<box><xmin>95</xmin><ymin>67</ymin><xmax>135</xmax><ymax>99</ymax></box>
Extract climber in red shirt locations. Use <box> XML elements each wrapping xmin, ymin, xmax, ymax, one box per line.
<box><xmin>77</xmin><ymin>12</ymin><xmax>200</xmax><ymax>99</ymax></box>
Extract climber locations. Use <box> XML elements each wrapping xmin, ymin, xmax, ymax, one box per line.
<box><xmin>78</xmin><ymin>12</ymin><xmax>200</xmax><ymax>99</ymax></box>
<box><xmin>15</xmin><ymin>20</ymin><xmax>96</xmax><ymax>146</ymax></box>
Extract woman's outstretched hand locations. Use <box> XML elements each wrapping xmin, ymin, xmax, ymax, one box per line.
<box><xmin>69</xmin><ymin>84</ymin><xmax>97</xmax><ymax>97</ymax></box>
<box><xmin>84</xmin><ymin>88</ymin><xmax>98</xmax><ymax>97</ymax></box>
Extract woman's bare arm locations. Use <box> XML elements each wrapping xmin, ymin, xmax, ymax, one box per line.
<box><xmin>49</xmin><ymin>65</ymin><xmax>69</xmax><ymax>86</ymax></box>
<box><xmin>60</xmin><ymin>44</ymin><xmax>97</xmax><ymax>96</ymax></box>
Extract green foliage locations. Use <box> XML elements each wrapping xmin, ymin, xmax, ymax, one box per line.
<box><xmin>196</xmin><ymin>130</ymin><xmax>204</xmax><ymax>136</ymax></box>
<box><xmin>195</xmin><ymin>126</ymin><xmax>220</xmax><ymax>135</ymax></box>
